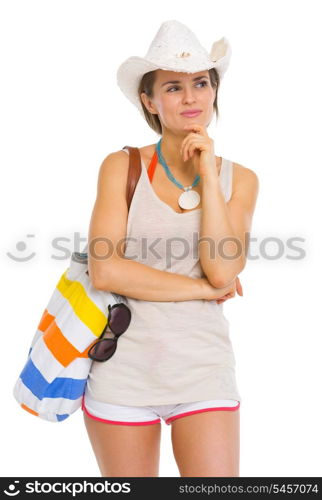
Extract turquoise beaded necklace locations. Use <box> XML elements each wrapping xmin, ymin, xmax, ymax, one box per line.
<box><xmin>156</xmin><ymin>138</ymin><xmax>201</xmax><ymax>210</ymax></box>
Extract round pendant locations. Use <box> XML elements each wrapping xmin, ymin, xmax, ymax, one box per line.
<box><xmin>178</xmin><ymin>189</ymin><xmax>201</xmax><ymax>210</ymax></box>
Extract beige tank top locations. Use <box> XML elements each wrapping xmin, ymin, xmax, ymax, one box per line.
<box><xmin>86</xmin><ymin>147</ymin><xmax>241</xmax><ymax>406</ymax></box>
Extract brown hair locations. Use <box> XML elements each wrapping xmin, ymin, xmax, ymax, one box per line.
<box><xmin>138</xmin><ymin>68</ymin><xmax>220</xmax><ymax>135</ymax></box>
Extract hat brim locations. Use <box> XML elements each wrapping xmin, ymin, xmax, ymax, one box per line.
<box><xmin>116</xmin><ymin>37</ymin><xmax>231</xmax><ymax>118</ymax></box>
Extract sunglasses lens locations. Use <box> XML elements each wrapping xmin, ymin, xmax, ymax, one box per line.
<box><xmin>109</xmin><ymin>304</ymin><xmax>131</xmax><ymax>335</ymax></box>
<box><xmin>89</xmin><ymin>339</ymin><xmax>117</xmax><ymax>361</ymax></box>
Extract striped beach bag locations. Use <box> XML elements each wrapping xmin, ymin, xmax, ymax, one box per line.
<box><xmin>13</xmin><ymin>249</ymin><xmax>123</xmax><ymax>422</ymax></box>
<box><xmin>12</xmin><ymin>145</ymin><xmax>143</xmax><ymax>422</ymax></box>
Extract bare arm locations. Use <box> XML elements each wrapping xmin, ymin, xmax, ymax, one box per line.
<box><xmin>200</xmin><ymin>163</ymin><xmax>259</xmax><ymax>287</ymax></box>
<box><xmin>95</xmin><ymin>256</ymin><xmax>207</xmax><ymax>302</ymax></box>
<box><xmin>88</xmin><ymin>151</ymin><xmax>231</xmax><ymax>302</ymax></box>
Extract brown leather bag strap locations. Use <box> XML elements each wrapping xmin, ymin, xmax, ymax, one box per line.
<box><xmin>122</xmin><ymin>146</ymin><xmax>142</xmax><ymax>211</ymax></box>
<box><xmin>77</xmin><ymin>147</ymin><xmax>141</xmax><ymax>261</ymax></box>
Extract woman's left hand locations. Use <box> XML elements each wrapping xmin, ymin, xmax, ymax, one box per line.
<box><xmin>180</xmin><ymin>123</ymin><xmax>217</xmax><ymax>178</ymax></box>
<box><xmin>216</xmin><ymin>276</ymin><xmax>244</xmax><ymax>304</ymax></box>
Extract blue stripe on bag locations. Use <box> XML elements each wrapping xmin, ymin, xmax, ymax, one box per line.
<box><xmin>45</xmin><ymin>377</ymin><xmax>87</xmax><ymax>400</ymax></box>
<box><xmin>20</xmin><ymin>359</ymin><xmax>49</xmax><ymax>399</ymax></box>
<box><xmin>56</xmin><ymin>414</ymin><xmax>70</xmax><ymax>422</ymax></box>
<box><xmin>20</xmin><ymin>358</ymin><xmax>87</xmax><ymax>400</ymax></box>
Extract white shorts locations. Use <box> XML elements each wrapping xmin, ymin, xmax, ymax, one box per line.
<box><xmin>82</xmin><ymin>391</ymin><xmax>240</xmax><ymax>426</ymax></box>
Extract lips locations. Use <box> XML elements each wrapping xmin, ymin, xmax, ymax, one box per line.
<box><xmin>181</xmin><ymin>110</ymin><xmax>202</xmax><ymax>117</ymax></box>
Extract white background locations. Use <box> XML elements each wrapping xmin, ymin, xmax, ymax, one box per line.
<box><xmin>1</xmin><ymin>0</ymin><xmax>321</xmax><ymax>478</ymax></box>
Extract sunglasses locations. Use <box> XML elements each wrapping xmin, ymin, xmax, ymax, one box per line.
<box><xmin>88</xmin><ymin>303</ymin><xmax>131</xmax><ymax>362</ymax></box>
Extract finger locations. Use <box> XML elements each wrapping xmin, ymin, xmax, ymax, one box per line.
<box><xmin>182</xmin><ymin>140</ymin><xmax>197</xmax><ymax>161</ymax></box>
<box><xmin>186</xmin><ymin>141</ymin><xmax>206</xmax><ymax>161</ymax></box>
<box><xmin>180</xmin><ymin>130</ymin><xmax>201</xmax><ymax>147</ymax></box>
<box><xmin>235</xmin><ymin>277</ymin><xmax>241</xmax><ymax>294</ymax></box>
<box><xmin>181</xmin><ymin>134</ymin><xmax>203</xmax><ymax>159</ymax></box>
<box><xmin>183</xmin><ymin>124</ymin><xmax>206</xmax><ymax>134</ymax></box>
<box><xmin>180</xmin><ymin>136</ymin><xmax>192</xmax><ymax>160</ymax></box>
<box><xmin>185</xmin><ymin>143</ymin><xmax>198</xmax><ymax>161</ymax></box>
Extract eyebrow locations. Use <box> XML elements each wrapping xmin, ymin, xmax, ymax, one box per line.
<box><xmin>161</xmin><ymin>75</ymin><xmax>209</xmax><ymax>87</ymax></box>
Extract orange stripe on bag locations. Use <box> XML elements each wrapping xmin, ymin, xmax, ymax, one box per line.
<box><xmin>43</xmin><ymin>319</ymin><xmax>82</xmax><ymax>367</ymax></box>
<box><xmin>39</xmin><ymin>309</ymin><xmax>96</xmax><ymax>360</ymax></box>
<box><xmin>21</xmin><ymin>403</ymin><xmax>39</xmax><ymax>416</ymax></box>
<box><xmin>79</xmin><ymin>339</ymin><xmax>98</xmax><ymax>358</ymax></box>
<box><xmin>38</xmin><ymin>309</ymin><xmax>55</xmax><ymax>332</ymax></box>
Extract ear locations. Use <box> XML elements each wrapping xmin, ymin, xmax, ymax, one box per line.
<box><xmin>140</xmin><ymin>92</ymin><xmax>158</xmax><ymax>115</ymax></box>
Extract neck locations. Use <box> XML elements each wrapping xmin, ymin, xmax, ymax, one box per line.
<box><xmin>158</xmin><ymin>131</ymin><xmax>197</xmax><ymax>177</ymax></box>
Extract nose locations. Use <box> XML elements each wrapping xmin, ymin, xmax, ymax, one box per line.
<box><xmin>182</xmin><ymin>86</ymin><xmax>197</xmax><ymax>103</ymax></box>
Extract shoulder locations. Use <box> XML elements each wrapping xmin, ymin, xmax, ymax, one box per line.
<box><xmin>231</xmin><ymin>160</ymin><xmax>259</xmax><ymax>196</ymax></box>
<box><xmin>103</xmin><ymin>144</ymin><xmax>154</xmax><ymax>170</ymax></box>
<box><xmin>101</xmin><ymin>148</ymin><xmax>130</xmax><ymax>165</ymax></box>
<box><xmin>98</xmin><ymin>148</ymin><xmax>131</xmax><ymax>175</ymax></box>
<box><xmin>99</xmin><ymin>143</ymin><xmax>155</xmax><ymax>175</ymax></box>
<box><xmin>95</xmin><ymin>149</ymin><xmax>133</xmax><ymax>196</ymax></box>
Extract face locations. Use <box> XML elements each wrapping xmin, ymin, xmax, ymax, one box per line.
<box><xmin>141</xmin><ymin>69</ymin><xmax>216</xmax><ymax>134</ymax></box>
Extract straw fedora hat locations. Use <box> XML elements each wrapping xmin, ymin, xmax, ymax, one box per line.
<box><xmin>116</xmin><ymin>19</ymin><xmax>232</xmax><ymax>118</ymax></box>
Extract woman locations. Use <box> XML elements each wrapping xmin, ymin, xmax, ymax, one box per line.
<box><xmin>82</xmin><ymin>20</ymin><xmax>259</xmax><ymax>477</ymax></box>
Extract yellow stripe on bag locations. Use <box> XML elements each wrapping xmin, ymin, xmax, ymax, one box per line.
<box><xmin>56</xmin><ymin>270</ymin><xmax>108</xmax><ymax>337</ymax></box>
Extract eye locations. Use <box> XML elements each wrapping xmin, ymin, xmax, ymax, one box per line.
<box><xmin>166</xmin><ymin>80</ymin><xmax>208</xmax><ymax>92</ymax></box>
<box><xmin>196</xmin><ymin>81</ymin><xmax>208</xmax><ymax>88</ymax></box>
